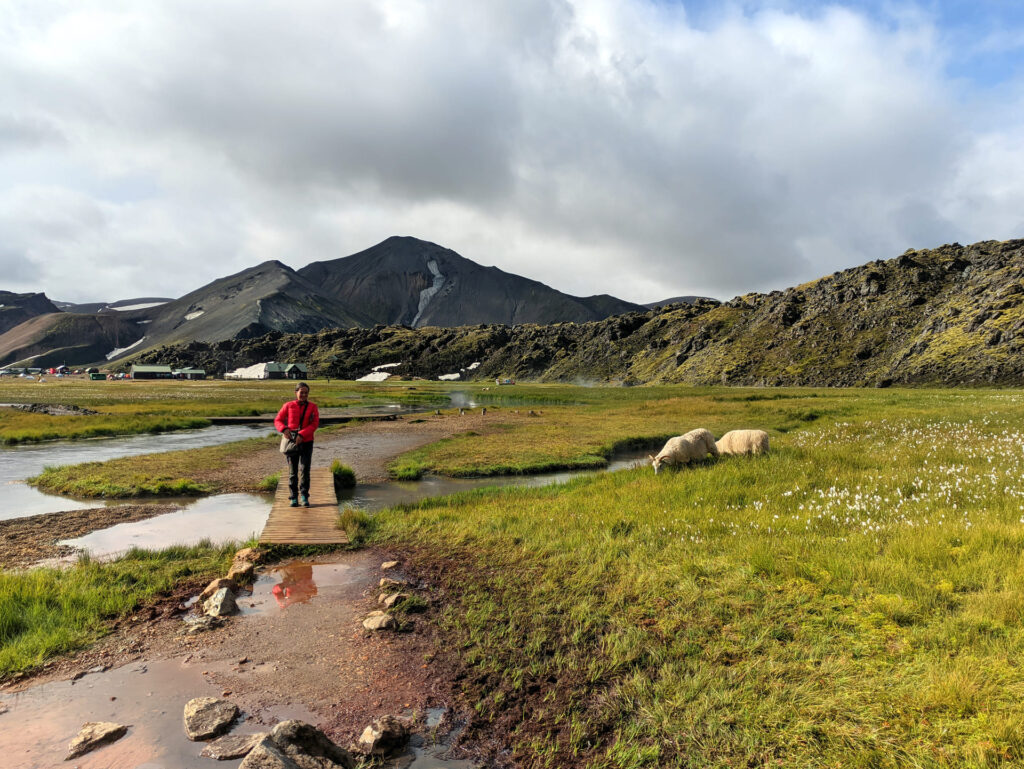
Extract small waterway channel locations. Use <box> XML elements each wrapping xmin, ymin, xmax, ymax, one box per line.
<box><xmin>0</xmin><ymin>425</ymin><xmax>272</xmax><ymax>519</ymax></box>
<box><xmin>52</xmin><ymin>450</ymin><xmax>651</xmax><ymax>561</ymax></box>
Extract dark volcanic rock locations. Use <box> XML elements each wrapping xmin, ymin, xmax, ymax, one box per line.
<box><xmin>135</xmin><ymin>238</ymin><xmax>1024</xmax><ymax>388</ymax></box>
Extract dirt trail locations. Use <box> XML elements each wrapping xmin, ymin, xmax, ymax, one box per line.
<box><xmin>1</xmin><ymin>549</ymin><xmax>479</xmax><ymax>768</ymax></box>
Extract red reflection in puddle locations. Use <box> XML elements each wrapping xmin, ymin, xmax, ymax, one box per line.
<box><xmin>271</xmin><ymin>563</ymin><xmax>318</xmax><ymax>608</ymax></box>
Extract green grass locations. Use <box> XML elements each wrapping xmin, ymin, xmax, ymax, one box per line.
<box><xmin>0</xmin><ymin>543</ymin><xmax>234</xmax><ymax>677</ymax></box>
<box><xmin>330</xmin><ymin>459</ymin><xmax>356</xmax><ymax>489</ymax></box>
<box><xmin>29</xmin><ymin>435</ymin><xmax>275</xmax><ymax>498</ymax></box>
<box><xmin>371</xmin><ymin>386</ymin><xmax>1024</xmax><ymax>767</ymax></box>
<box><xmin>338</xmin><ymin>506</ymin><xmax>374</xmax><ymax>545</ymax></box>
<box><xmin>259</xmin><ymin>472</ymin><xmax>280</xmax><ymax>492</ymax></box>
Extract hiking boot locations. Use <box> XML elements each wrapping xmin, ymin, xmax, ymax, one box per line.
<box><xmin>289</xmin><ymin>498</ymin><xmax>298</xmax><ymax>507</ymax></box>
<box><xmin>301</xmin><ymin>495</ymin><xmax>310</xmax><ymax>507</ymax></box>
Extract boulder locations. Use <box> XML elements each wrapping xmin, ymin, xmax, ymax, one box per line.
<box><xmin>183</xmin><ymin>697</ymin><xmax>239</xmax><ymax>741</ymax></box>
<box><xmin>226</xmin><ymin>560</ymin><xmax>255</xmax><ymax>584</ymax></box>
<box><xmin>268</xmin><ymin>720</ymin><xmax>355</xmax><ymax>768</ymax></box>
<box><xmin>234</xmin><ymin>547</ymin><xmax>264</xmax><ymax>564</ymax></box>
<box><xmin>66</xmin><ymin>721</ymin><xmax>129</xmax><ymax>759</ymax></box>
<box><xmin>362</xmin><ymin>611</ymin><xmax>397</xmax><ymax>631</ymax></box>
<box><xmin>356</xmin><ymin>715</ymin><xmax>411</xmax><ymax>756</ymax></box>
<box><xmin>204</xmin><ymin>587</ymin><xmax>239</xmax><ymax>618</ymax></box>
<box><xmin>240</xmin><ymin>737</ymin><xmax>300</xmax><ymax>769</ymax></box>
<box><xmin>200</xmin><ymin>577</ymin><xmax>238</xmax><ymax>601</ymax></box>
<box><xmin>202</xmin><ymin>732</ymin><xmax>267</xmax><ymax>760</ymax></box>
<box><xmin>378</xmin><ymin>592</ymin><xmax>409</xmax><ymax>609</ymax></box>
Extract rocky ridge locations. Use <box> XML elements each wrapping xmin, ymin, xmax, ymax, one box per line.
<box><xmin>132</xmin><ymin>239</ymin><xmax>1024</xmax><ymax>386</ymax></box>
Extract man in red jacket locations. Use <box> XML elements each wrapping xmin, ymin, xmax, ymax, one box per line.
<box><xmin>274</xmin><ymin>382</ymin><xmax>320</xmax><ymax>507</ymax></box>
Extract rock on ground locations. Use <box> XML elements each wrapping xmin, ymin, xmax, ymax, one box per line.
<box><xmin>378</xmin><ymin>592</ymin><xmax>409</xmax><ymax>609</ymax></box>
<box><xmin>380</xmin><ymin>560</ymin><xmax>399</xmax><ymax>570</ymax></box>
<box><xmin>201</xmin><ymin>732</ymin><xmax>267</xmax><ymax>760</ymax></box>
<box><xmin>200</xmin><ymin>577</ymin><xmax>238</xmax><ymax>601</ymax></box>
<box><xmin>239</xmin><ymin>737</ymin><xmax>298</xmax><ymax>769</ymax></box>
<box><xmin>356</xmin><ymin>715</ymin><xmax>411</xmax><ymax>756</ymax></box>
<box><xmin>204</xmin><ymin>587</ymin><xmax>239</xmax><ymax>618</ymax></box>
<box><xmin>66</xmin><ymin>721</ymin><xmax>128</xmax><ymax>759</ymax></box>
<box><xmin>269</xmin><ymin>720</ymin><xmax>355</xmax><ymax>768</ymax></box>
<box><xmin>362</xmin><ymin>611</ymin><xmax>397</xmax><ymax>631</ymax></box>
<box><xmin>184</xmin><ymin>697</ymin><xmax>239</xmax><ymax>741</ymax></box>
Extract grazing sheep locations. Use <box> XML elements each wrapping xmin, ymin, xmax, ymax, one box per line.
<box><xmin>716</xmin><ymin>429</ymin><xmax>770</xmax><ymax>456</ymax></box>
<box><xmin>649</xmin><ymin>428</ymin><xmax>719</xmax><ymax>474</ymax></box>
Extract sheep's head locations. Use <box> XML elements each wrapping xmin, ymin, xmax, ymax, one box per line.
<box><xmin>648</xmin><ymin>454</ymin><xmax>662</xmax><ymax>474</ymax></box>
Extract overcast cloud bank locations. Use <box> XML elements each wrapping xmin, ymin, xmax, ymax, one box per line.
<box><xmin>1</xmin><ymin>0</ymin><xmax>1022</xmax><ymax>303</ymax></box>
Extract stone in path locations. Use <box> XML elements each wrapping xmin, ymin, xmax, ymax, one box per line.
<box><xmin>66</xmin><ymin>721</ymin><xmax>128</xmax><ymax>759</ymax></box>
<box><xmin>201</xmin><ymin>732</ymin><xmax>267</xmax><ymax>760</ymax></box>
<box><xmin>378</xmin><ymin>592</ymin><xmax>409</xmax><ymax>609</ymax></box>
<box><xmin>240</xmin><ymin>721</ymin><xmax>354</xmax><ymax>769</ymax></box>
<box><xmin>356</xmin><ymin>715</ymin><xmax>411</xmax><ymax>756</ymax></box>
<box><xmin>184</xmin><ymin>697</ymin><xmax>239</xmax><ymax>741</ymax></box>
<box><xmin>204</xmin><ymin>587</ymin><xmax>239</xmax><ymax>618</ymax></box>
<box><xmin>201</xmin><ymin>577</ymin><xmax>237</xmax><ymax>601</ymax></box>
<box><xmin>362</xmin><ymin>611</ymin><xmax>397</xmax><ymax>631</ymax></box>
<box><xmin>380</xmin><ymin>560</ymin><xmax>400</xmax><ymax>570</ymax></box>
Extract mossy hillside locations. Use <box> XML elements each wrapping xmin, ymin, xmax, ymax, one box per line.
<box><xmin>138</xmin><ymin>239</ymin><xmax>1024</xmax><ymax>387</ymax></box>
<box><xmin>374</xmin><ymin>387</ymin><xmax>1024</xmax><ymax>766</ymax></box>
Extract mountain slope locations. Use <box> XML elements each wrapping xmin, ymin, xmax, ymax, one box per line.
<box><xmin>0</xmin><ymin>313</ymin><xmax>143</xmax><ymax>368</ymax></box>
<box><xmin>297</xmin><ymin>236</ymin><xmax>645</xmax><ymax>327</ymax></box>
<box><xmin>132</xmin><ymin>239</ymin><xmax>1024</xmax><ymax>387</ymax></box>
<box><xmin>0</xmin><ymin>292</ymin><xmax>61</xmax><ymax>335</ymax></box>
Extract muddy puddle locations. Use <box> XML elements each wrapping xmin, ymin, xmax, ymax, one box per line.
<box><xmin>57</xmin><ymin>493</ymin><xmax>272</xmax><ymax>561</ymax></box>
<box><xmin>239</xmin><ymin>561</ymin><xmax>364</xmax><ymax>616</ymax></box>
<box><xmin>0</xmin><ymin>658</ymin><xmax>245</xmax><ymax>769</ymax></box>
<box><xmin>0</xmin><ymin>425</ymin><xmax>271</xmax><ymax>519</ymax></box>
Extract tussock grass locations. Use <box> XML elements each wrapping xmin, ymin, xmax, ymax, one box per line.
<box><xmin>29</xmin><ymin>435</ymin><xmax>274</xmax><ymax>497</ymax></box>
<box><xmin>0</xmin><ymin>543</ymin><xmax>234</xmax><ymax>677</ymax></box>
<box><xmin>374</xmin><ymin>387</ymin><xmax>1024</xmax><ymax>766</ymax></box>
<box><xmin>259</xmin><ymin>472</ymin><xmax>280</xmax><ymax>492</ymax></box>
<box><xmin>338</xmin><ymin>506</ymin><xmax>373</xmax><ymax>545</ymax></box>
<box><xmin>330</xmin><ymin>459</ymin><xmax>356</xmax><ymax>489</ymax></box>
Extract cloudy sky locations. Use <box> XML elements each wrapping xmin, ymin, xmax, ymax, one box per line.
<box><xmin>1</xmin><ymin>0</ymin><xmax>1023</xmax><ymax>304</ymax></box>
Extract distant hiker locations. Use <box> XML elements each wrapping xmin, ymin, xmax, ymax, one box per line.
<box><xmin>275</xmin><ymin>382</ymin><xmax>320</xmax><ymax>507</ymax></box>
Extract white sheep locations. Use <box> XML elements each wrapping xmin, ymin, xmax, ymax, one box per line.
<box><xmin>649</xmin><ymin>428</ymin><xmax>719</xmax><ymax>474</ymax></box>
<box><xmin>715</xmin><ymin>429</ymin><xmax>770</xmax><ymax>456</ymax></box>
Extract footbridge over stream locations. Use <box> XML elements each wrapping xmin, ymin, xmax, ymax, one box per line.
<box><xmin>259</xmin><ymin>467</ymin><xmax>349</xmax><ymax>545</ymax></box>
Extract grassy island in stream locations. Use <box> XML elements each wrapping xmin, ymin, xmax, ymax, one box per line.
<box><xmin>373</xmin><ymin>386</ymin><xmax>1024</xmax><ymax>767</ymax></box>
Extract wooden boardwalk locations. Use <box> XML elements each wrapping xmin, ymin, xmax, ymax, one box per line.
<box><xmin>259</xmin><ymin>467</ymin><xmax>350</xmax><ymax>545</ymax></box>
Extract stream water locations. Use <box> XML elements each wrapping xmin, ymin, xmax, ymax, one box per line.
<box><xmin>0</xmin><ymin>425</ymin><xmax>272</xmax><ymax>519</ymax></box>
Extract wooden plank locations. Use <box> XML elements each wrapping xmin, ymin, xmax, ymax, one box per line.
<box><xmin>259</xmin><ymin>466</ymin><xmax>350</xmax><ymax>544</ymax></box>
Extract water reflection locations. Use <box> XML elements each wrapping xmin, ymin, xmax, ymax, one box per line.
<box><xmin>0</xmin><ymin>425</ymin><xmax>271</xmax><ymax>520</ymax></box>
<box><xmin>59</xmin><ymin>493</ymin><xmax>272</xmax><ymax>560</ymax></box>
<box><xmin>241</xmin><ymin>562</ymin><xmax>362</xmax><ymax>615</ymax></box>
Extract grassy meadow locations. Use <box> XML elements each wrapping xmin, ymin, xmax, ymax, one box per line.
<box><xmin>6</xmin><ymin>379</ymin><xmax>1024</xmax><ymax>766</ymax></box>
<box><xmin>0</xmin><ymin>377</ymin><xmax>458</xmax><ymax>443</ymax></box>
<box><xmin>372</xmin><ymin>386</ymin><xmax>1024</xmax><ymax>767</ymax></box>
<box><xmin>0</xmin><ymin>543</ymin><xmax>235</xmax><ymax>676</ymax></box>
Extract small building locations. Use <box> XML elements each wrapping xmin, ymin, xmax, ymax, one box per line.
<box><xmin>130</xmin><ymin>364</ymin><xmax>173</xmax><ymax>380</ymax></box>
<box><xmin>173</xmin><ymin>368</ymin><xmax>207</xmax><ymax>380</ymax></box>
<box><xmin>225</xmin><ymin>361</ymin><xmax>308</xmax><ymax>380</ymax></box>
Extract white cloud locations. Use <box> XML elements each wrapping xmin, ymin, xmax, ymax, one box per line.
<box><xmin>0</xmin><ymin>0</ymin><xmax>1021</xmax><ymax>304</ymax></box>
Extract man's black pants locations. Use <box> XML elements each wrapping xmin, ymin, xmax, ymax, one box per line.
<box><xmin>287</xmin><ymin>441</ymin><xmax>314</xmax><ymax>500</ymax></box>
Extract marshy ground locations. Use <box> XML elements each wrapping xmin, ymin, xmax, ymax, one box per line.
<box><xmin>4</xmin><ymin>381</ymin><xmax>1024</xmax><ymax>767</ymax></box>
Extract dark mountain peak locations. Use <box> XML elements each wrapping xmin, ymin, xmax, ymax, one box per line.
<box><xmin>0</xmin><ymin>291</ymin><xmax>61</xmax><ymax>335</ymax></box>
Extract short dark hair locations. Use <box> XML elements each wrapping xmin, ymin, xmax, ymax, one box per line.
<box><xmin>295</xmin><ymin>382</ymin><xmax>310</xmax><ymax>391</ymax></box>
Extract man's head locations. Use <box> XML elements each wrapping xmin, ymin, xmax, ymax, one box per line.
<box><xmin>295</xmin><ymin>382</ymin><xmax>310</xmax><ymax>402</ymax></box>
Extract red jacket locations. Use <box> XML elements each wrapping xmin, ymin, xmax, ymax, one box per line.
<box><xmin>274</xmin><ymin>400</ymin><xmax>320</xmax><ymax>443</ymax></box>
